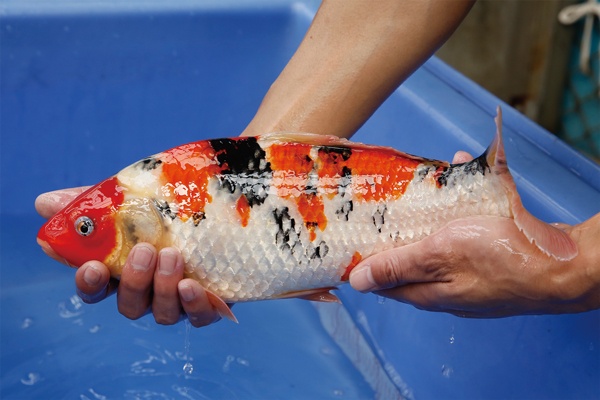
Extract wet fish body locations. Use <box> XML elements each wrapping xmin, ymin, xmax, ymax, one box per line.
<box><xmin>37</xmin><ymin>109</ymin><xmax>577</xmax><ymax>306</ymax></box>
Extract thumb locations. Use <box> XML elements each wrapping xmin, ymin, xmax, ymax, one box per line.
<box><xmin>35</xmin><ymin>186</ymin><xmax>91</xmax><ymax>218</ymax></box>
<box><xmin>349</xmin><ymin>238</ymin><xmax>441</xmax><ymax>293</ymax></box>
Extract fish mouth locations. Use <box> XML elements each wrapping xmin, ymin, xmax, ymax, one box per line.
<box><xmin>37</xmin><ymin>237</ymin><xmax>74</xmax><ymax>267</ymax></box>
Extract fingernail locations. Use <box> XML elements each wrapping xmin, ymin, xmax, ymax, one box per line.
<box><xmin>349</xmin><ymin>265</ymin><xmax>377</xmax><ymax>293</ymax></box>
<box><xmin>179</xmin><ymin>282</ymin><xmax>196</xmax><ymax>302</ymax></box>
<box><xmin>158</xmin><ymin>249</ymin><xmax>178</xmax><ymax>276</ymax></box>
<box><xmin>83</xmin><ymin>265</ymin><xmax>101</xmax><ymax>286</ymax></box>
<box><xmin>131</xmin><ymin>245</ymin><xmax>153</xmax><ymax>271</ymax></box>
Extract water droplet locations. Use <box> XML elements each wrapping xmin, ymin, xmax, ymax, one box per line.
<box><xmin>89</xmin><ymin>324</ymin><xmax>101</xmax><ymax>334</ymax></box>
<box><xmin>183</xmin><ymin>362</ymin><xmax>193</xmax><ymax>375</ymax></box>
<box><xmin>441</xmin><ymin>364</ymin><xmax>453</xmax><ymax>378</ymax></box>
<box><xmin>236</xmin><ymin>357</ymin><xmax>250</xmax><ymax>367</ymax></box>
<box><xmin>85</xmin><ymin>388</ymin><xmax>107</xmax><ymax>400</ymax></box>
<box><xmin>183</xmin><ymin>319</ymin><xmax>191</xmax><ymax>354</ymax></box>
<box><xmin>21</xmin><ymin>372</ymin><xmax>41</xmax><ymax>385</ymax></box>
<box><xmin>58</xmin><ymin>295</ymin><xmax>84</xmax><ymax>318</ymax></box>
<box><xmin>333</xmin><ymin>389</ymin><xmax>344</xmax><ymax>396</ymax></box>
<box><xmin>130</xmin><ymin>319</ymin><xmax>154</xmax><ymax>331</ymax></box>
<box><xmin>21</xmin><ymin>318</ymin><xmax>33</xmax><ymax>329</ymax></box>
<box><xmin>449</xmin><ymin>334</ymin><xmax>455</xmax><ymax>344</ymax></box>
<box><xmin>222</xmin><ymin>355</ymin><xmax>235</xmax><ymax>372</ymax></box>
<box><xmin>377</xmin><ymin>296</ymin><xmax>387</xmax><ymax>304</ymax></box>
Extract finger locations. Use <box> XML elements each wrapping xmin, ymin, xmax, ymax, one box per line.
<box><xmin>35</xmin><ymin>186</ymin><xmax>92</xmax><ymax>218</ymax></box>
<box><xmin>75</xmin><ymin>261</ymin><xmax>114</xmax><ymax>303</ymax></box>
<box><xmin>376</xmin><ymin>278</ymin><xmax>457</xmax><ymax>306</ymax></box>
<box><xmin>178</xmin><ymin>279</ymin><xmax>223</xmax><ymax>328</ymax></box>
<box><xmin>117</xmin><ymin>243</ymin><xmax>157</xmax><ymax>320</ymax></box>
<box><xmin>152</xmin><ymin>248</ymin><xmax>185</xmax><ymax>325</ymax></box>
<box><xmin>349</xmin><ymin>235</ymin><xmax>450</xmax><ymax>293</ymax></box>
<box><xmin>452</xmin><ymin>151</ymin><xmax>474</xmax><ymax>164</ymax></box>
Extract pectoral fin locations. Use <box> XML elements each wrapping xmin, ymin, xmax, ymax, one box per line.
<box><xmin>274</xmin><ymin>287</ymin><xmax>341</xmax><ymax>303</ymax></box>
<box><xmin>205</xmin><ymin>290</ymin><xmax>238</xmax><ymax>324</ymax></box>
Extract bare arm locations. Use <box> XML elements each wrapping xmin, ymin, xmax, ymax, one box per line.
<box><xmin>242</xmin><ymin>0</ymin><xmax>475</xmax><ymax>138</ymax></box>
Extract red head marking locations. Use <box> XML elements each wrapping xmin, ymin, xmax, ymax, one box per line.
<box><xmin>37</xmin><ymin>177</ymin><xmax>124</xmax><ymax>267</ymax></box>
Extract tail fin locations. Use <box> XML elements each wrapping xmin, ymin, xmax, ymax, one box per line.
<box><xmin>490</xmin><ymin>107</ymin><xmax>578</xmax><ymax>261</ymax></box>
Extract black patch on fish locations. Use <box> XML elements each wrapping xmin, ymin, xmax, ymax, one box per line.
<box><xmin>273</xmin><ymin>207</ymin><xmax>302</xmax><ymax>255</ymax></box>
<box><xmin>124</xmin><ymin>220</ymin><xmax>139</xmax><ymax>243</ymax></box>
<box><xmin>435</xmin><ymin>166</ymin><xmax>451</xmax><ymax>187</ymax></box>
<box><xmin>210</xmin><ymin>138</ymin><xmax>272</xmax><ymax>207</ymax></box>
<box><xmin>305</xmin><ymin>171</ymin><xmax>319</xmax><ymax>195</ymax></box>
<box><xmin>153</xmin><ymin>199</ymin><xmax>177</xmax><ymax>220</ymax></box>
<box><xmin>416</xmin><ymin>165</ymin><xmax>431</xmax><ymax>182</ymax></box>
<box><xmin>336</xmin><ymin>166</ymin><xmax>352</xmax><ymax>197</ymax></box>
<box><xmin>135</xmin><ymin>157</ymin><xmax>163</xmax><ymax>171</ymax></box>
<box><xmin>210</xmin><ymin>137</ymin><xmax>271</xmax><ymax>175</ymax></box>
<box><xmin>306</xmin><ymin>240</ymin><xmax>329</xmax><ymax>260</ymax></box>
<box><xmin>372</xmin><ymin>204</ymin><xmax>387</xmax><ymax>233</ymax></box>
<box><xmin>436</xmin><ymin>154</ymin><xmax>489</xmax><ymax>187</ymax></box>
<box><xmin>335</xmin><ymin>200</ymin><xmax>353</xmax><ymax>221</ymax></box>
<box><xmin>192</xmin><ymin>212</ymin><xmax>205</xmax><ymax>226</ymax></box>
<box><xmin>468</xmin><ymin>152</ymin><xmax>490</xmax><ymax>175</ymax></box>
<box><xmin>305</xmin><ymin>221</ymin><xmax>319</xmax><ymax>231</ymax></box>
<box><xmin>318</xmin><ymin>146</ymin><xmax>352</xmax><ymax>162</ymax></box>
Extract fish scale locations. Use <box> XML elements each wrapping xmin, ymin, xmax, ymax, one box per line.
<box><xmin>158</xmin><ymin>149</ymin><xmax>511</xmax><ymax>302</ymax></box>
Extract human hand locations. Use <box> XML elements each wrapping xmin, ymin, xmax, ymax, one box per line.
<box><xmin>349</xmin><ymin>152</ymin><xmax>600</xmax><ymax>318</ymax></box>
<box><xmin>36</xmin><ymin>188</ymin><xmax>225</xmax><ymax>327</ymax></box>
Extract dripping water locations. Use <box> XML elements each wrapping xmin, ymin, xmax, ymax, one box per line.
<box><xmin>182</xmin><ymin>319</ymin><xmax>194</xmax><ymax>376</ymax></box>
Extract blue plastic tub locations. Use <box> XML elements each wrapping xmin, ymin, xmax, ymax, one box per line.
<box><xmin>2</xmin><ymin>1</ymin><xmax>599</xmax><ymax>399</ymax></box>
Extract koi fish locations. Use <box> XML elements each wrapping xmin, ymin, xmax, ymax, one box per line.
<box><xmin>37</xmin><ymin>108</ymin><xmax>577</xmax><ymax>320</ymax></box>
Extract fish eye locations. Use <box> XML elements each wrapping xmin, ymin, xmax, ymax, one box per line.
<box><xmin>75</xmin><ymin>216</ymin><xmax>94</xmax><ymax>237</ymax></box>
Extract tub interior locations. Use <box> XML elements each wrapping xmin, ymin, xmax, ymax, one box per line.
<box><xmin>1</xmin><ymin>1</ymin><xmax>599</xmax><ymax>399</ymax></box>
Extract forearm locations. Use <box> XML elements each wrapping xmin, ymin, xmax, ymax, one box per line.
<box><xmin>241</xmin><ymin>0</ymin><xmax>475</xmax><ymax>138</ymax></box>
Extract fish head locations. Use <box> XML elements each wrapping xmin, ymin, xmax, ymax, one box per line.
<box><xmin>37</xmin><ymin>176</ymin><xmax>165</xmax><ymax>277</ymax></box>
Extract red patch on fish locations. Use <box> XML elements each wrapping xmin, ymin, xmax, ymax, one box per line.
<box><xmin>296</xmin><ymin>193</ymin><xmax>327</xmax><ymax>241</ymax></box>
<box><xmin>268</xmin><ymin>142</ymin><xmax>327</xmax><ymax>240</ymax></box>
<box><xmin>161</xmin><ymin>142</ymin><xmax>222</xmax><ymax>222</ymax></box>
<box><xmin>236</xmin><ymin>195</ymin><xmax>251</xmax><ymax>227</ymax></box>
<box><xmin>341</xmin><ymin>251</ymin><xmax>362</xmax><ymax>281</ymax></box>
<box><xmin>340</xmin><ymin>148</ymin><xmax>420</xmax><ymax>202</ymax></box>
<box><xmin>266</xmin><ymin>142</ymin><xmax>422</xmax><ymax>240</ymax></box>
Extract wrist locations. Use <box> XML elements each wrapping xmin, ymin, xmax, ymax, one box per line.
<box><xmin>546</xmin><ymin>214</ymin><xmax>600</xmax><ymax>313</ymax></box>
